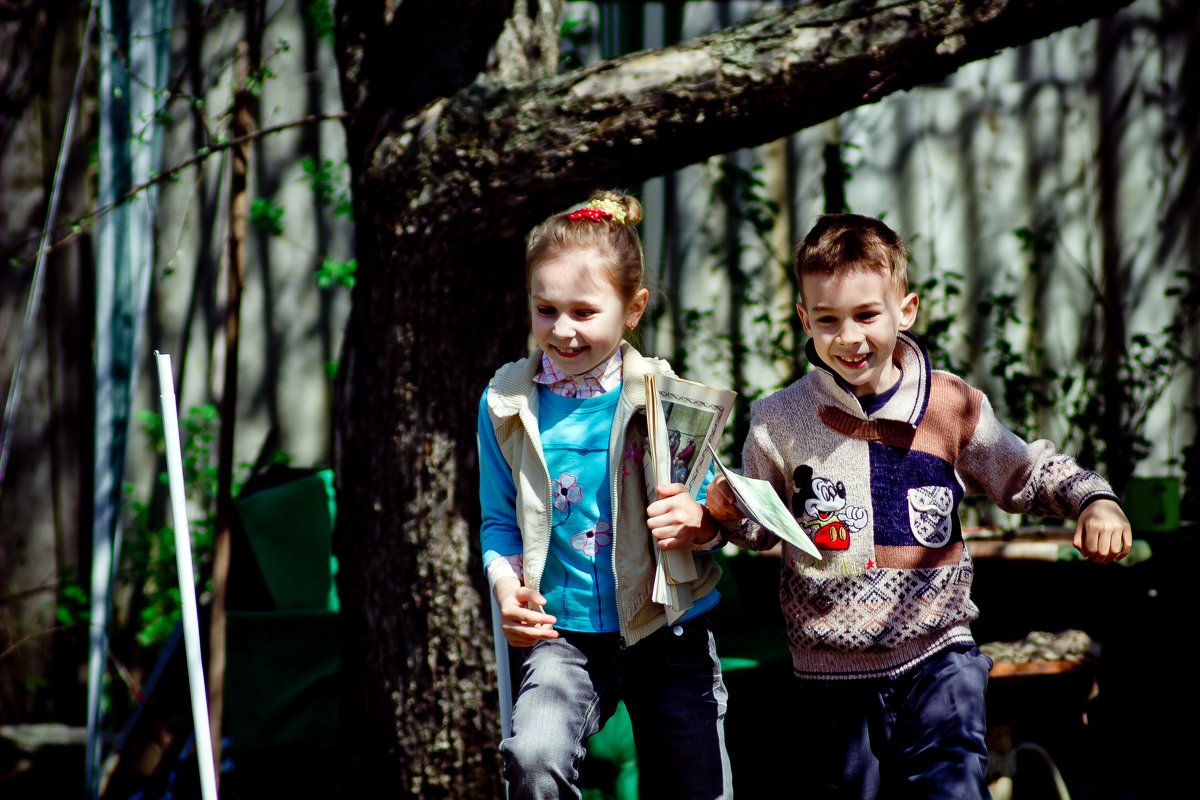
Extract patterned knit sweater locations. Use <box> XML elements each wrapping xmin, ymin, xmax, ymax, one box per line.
<box><xmin>728</xmin><ymin>332</ymin><xmax>1117</xmax><ymax>680</ymax></box>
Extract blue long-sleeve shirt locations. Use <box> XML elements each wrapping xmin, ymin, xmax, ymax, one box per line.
<box><xmin>479</xmin><ymin>386</ymin><xmax>718</xmax><ymax>632</ymax></box>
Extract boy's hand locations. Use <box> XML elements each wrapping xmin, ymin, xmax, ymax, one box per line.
<box><xmin>495</xmin><ymin>580</ymin><xmax>558</xmax><ymax>647</ymax></box>
<box><xmin>1073</xmin><ymin>499</ymin><xmax>1133</xmax><ymax>564</ymax></box>
<box><xmin>647</xmin><ymin>483</ymin><xmax>718</xmax><ymax>550</ymax></box>
<box><xmin>705</xmin><ymin>475</ymin><xmax>745</xmax><ymax>522</ymax></box>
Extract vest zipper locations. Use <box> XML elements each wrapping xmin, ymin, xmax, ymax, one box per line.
<box><xmin>612</xmin><ymin>410</ymin><xmax>627</xmax><ymax>643</ymax></box>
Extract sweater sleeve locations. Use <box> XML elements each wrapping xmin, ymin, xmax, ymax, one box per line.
<box><xmin>957</xmin><ymin>393</ymin><xmax>1118</xmax><ymax>519</ymax></box>
<box><xmin>477</xmin><ymin>389</ymin><xmax>524</xmax><ymax>567</ymax></box>
<box><xmin>721</xmin><ymin>403</ymin><xmax>783</xmax><ymax>551</ymax></box>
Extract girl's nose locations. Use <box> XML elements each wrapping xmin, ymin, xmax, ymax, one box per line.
<box><xmin>552</xmin><ymin>316</ymin><xmax>575</xmax><ymax>339</ymax></box>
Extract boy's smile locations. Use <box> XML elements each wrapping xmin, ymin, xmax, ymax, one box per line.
<box><xmin>797</xmin><ymin>269</ymin><xmax>918</xmax><ymax>398</ymax></box>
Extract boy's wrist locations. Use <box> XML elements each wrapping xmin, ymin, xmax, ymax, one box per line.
<box><xmin>690</xmin><ymin>511</ymin><xmax>725</xmax><ymax>551</ymax></box>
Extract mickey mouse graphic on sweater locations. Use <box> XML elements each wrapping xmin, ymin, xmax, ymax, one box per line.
<box><xmin>791</xmin><ymin>465</ymin><xmax>868</xmax><ymax>551</ymax></box>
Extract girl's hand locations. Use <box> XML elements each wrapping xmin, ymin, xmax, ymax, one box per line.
<box><xmin>647</xmin><ymin>483</ymin><xmax>718</xmax><ymax>550</ymax></box>
<box><xmin>1073</xmin><ymin>499</ymin><xmax>1133</xmax><ymax>564</ymax></box>
<box><xmin>705</xmin><ymin>475</ymin><xmax>745</xmax><ymax>522</ymax></box>
<box><xmin>496</xmin><ymin>581</ymin><xmax>559</xmax><ymax>647</ymax></box>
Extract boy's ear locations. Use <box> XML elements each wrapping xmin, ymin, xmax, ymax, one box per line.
<box><xmin>795</xmin><ymin>302</ymin><xmax>812</xmax><ymax>334</ymax></box>
<box><xmin>898</xmin><ymin>292</ymin><xmax>919</xmax><ymax>331</ymax></box>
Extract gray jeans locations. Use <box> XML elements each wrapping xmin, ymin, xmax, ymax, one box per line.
<box><xmin>501</xmin><ymin>613</ymin><xmax>733</xmax><ymax>800</ymax></box>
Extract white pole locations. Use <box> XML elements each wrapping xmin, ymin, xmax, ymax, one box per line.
<box><xmin>490</xmin><ymin>596</ymin><xmax>513</xmax><ymax>740</ymax></box>
<box><xmin>155</xmin><ymin>351</ymin><xmax>219</xmax><ymax>800</ymax></box>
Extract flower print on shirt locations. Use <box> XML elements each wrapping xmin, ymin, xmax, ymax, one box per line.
<box><xmin>571</xmin><ymin>521</ymin><xmax>612</xmax><ymax>557</ymax></box>
<box><xmin>551</xmin><ymin>472</ymin><xmax>583</xmax><ymax>512</ymax></box>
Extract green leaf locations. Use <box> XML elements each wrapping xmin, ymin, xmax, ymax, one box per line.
<box><xmin>317</xmin><ymin>258</ymin><xmax>357</xmax><ymax>290</ymax></box>
<box><xmin>250</xmin><ymin>196</ymin><xmax>285</xmax><ymax>236</ymax></box>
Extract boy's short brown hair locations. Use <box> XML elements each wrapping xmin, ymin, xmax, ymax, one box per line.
<box><xmin>794</xmin><ymin>214</ymin><xmax>910</xmax><ymax>303</ymax></box>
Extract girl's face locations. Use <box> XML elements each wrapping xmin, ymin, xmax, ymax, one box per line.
<box><xmin>529</xmin><ymin>251</ymin><xmax>648</xmax><ymax>376</ymax></box>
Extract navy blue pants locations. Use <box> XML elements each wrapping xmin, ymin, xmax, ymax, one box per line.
<box><xmin>790</xmin><ymin>644</ymin><xmax>992</xmax><ymax>799</ymax></box>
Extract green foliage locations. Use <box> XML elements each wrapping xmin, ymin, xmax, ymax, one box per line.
<box><xmin>244</xmin><ymin>39</ymin><xmax>290</xmax><ymax>97</ymax></box>
<box><xmin>559</xmin><ymin>15</ymin><xmax>594</xmax><ymax>70</ymax></box>
<box><xmin>913</xmin><ymin>266</ymin><xmax>968</xmax><ymax>376</ymax></box>
<box><xmin>303</xmin><ymin>0</ymin><xmax>335</xmax><ymax>42</ymax></box>
<box><xmin>718</xmin><ymin>160</ymin><xmax>782</xmax><ymax>243</ymax></box>
<box><xmin>968</xmin><ymin>228</ymin><xmax>1198</xmax><ymax>494</ymax></box>
<box><xmin>317</xmin><ymin>257</ymin><xmax>357</xmax><ymax>289</ymax></box>
<box><xmin>121</xmin><ymin>404</ymin><xmax>226</xmax><ymax>651</ymax></box>
<box><xmin>977</xmin><ymin>291</ymin><xmax>1060</xmax><ymax>444</ymax></box>
<box><xmin>301</xmin><ymin>157</ymin><xmax>353</xmax><ymax>218</ymax></box>
<box><xmin>706</xmin><ymin>156</ymin><xmax>796</xmax><ymax>457</ymax></box>
<box><xmin>1013</xmin><ymin>224</ymin><xmax>1055</xmax><ymax>260</ymax></box>
<box><xmin>250</xmin><ymin>196</ymin><xmax>285</xmax><ymax>236</ymax></box>
<box><xmin>54</xmin><ymin>567</ymin><xmax>89</xmax><ymax>628</ymax></box>
<box><xmin>1180</xmin><ymin>405</ymin><xmax>1200</xmax><ymax>522</ymax></box>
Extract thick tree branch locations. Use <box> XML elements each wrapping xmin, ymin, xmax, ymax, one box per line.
<box><xmin>366</xmin><ymin>0</ymin><xmax>1133</xmax><ymax>249</ymax></box>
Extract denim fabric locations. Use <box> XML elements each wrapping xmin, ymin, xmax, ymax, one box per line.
<box><xmin>789</xmin><ymin>644</ymin><xmax>992</xmax><ymax>799</ymax></box>
<box><xmin>501</xmin><ymin>614</ymin><xmax>733</xmax><ymax>800</ymax></box>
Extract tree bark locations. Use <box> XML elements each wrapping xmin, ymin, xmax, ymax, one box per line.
<box><xmin>329</xmin><ymin>1</ymin><xmax>1134</xmax><ymax>796</ymax></box>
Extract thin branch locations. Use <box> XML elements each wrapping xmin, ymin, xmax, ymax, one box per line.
<box><xmin>1</xmin><ymin>624</ymin><xmax>76</xmax><ymax>661</ymax></box>
<box><xmin>1</xmin><ymin>110</ymin><xmax>354</xmax><ymax>264</ymax></box>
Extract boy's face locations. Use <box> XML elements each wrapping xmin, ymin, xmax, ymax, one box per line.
<box><xmin>797</xmin><ymin>269</ymin><xmax>919</xmax><ymax>397</ymax></box>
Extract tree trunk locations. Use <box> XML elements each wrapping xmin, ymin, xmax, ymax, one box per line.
<box><xmin>331</xmin><ymin>3</ymin><xmax>561</xmax><ymax>796</ymax></box>
<box><xmin>329</xmin><ymin>1</ymin><xmax>1133</xmax><ymax>795</ymax></box>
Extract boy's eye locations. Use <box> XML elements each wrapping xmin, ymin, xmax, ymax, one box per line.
<box><xmin>816</xmin><ymin>316</ymin><xmax>837</xmax><ymax>325</ymax></box>
<box><xmin>857</xmin><ymin>312</ymin><xmax>878</xmax><ymax>322</ymax></box>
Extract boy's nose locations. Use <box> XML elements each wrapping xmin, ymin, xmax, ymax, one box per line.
<box><xmin>836</xmin><ymin>322</ymin><xmax>863</xmax><ymax>344</ymax></box>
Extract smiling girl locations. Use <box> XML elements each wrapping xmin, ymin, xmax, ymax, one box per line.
<box><xmin>477</xmin><ymin>191</ymin><xmax>733</xmax><ymax>799</ymax></box>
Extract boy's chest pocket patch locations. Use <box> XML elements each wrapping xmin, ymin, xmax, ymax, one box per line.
<box><xmin>907</xmin><ymin>486</ymin><xmax>954</xmax><ymax>548</ymax></box>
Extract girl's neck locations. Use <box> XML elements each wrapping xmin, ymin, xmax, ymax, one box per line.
<box><xmin>535</xmin><ymin>347</ymin><xmax>624</xmax><ymax>398</ymax></box>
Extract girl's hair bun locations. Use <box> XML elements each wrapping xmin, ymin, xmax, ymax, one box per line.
<box><xmin>588</xmin><ymin>190</ymin><xmax>643</xmax><ymax>227</ymax></box>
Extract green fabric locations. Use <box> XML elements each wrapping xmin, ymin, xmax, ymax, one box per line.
<box><xmin>234</xmin><ymin>469</ymin><xmax>338</xmax><ymax>610</ymax></box>
<box><xmin>224</xmin><ymin>469</ymin><xmax>340</xmax><ymax>752</ymax></box>
<box><xmin>582</xmin><ymin>701</ymin><xmax>639</xmax><ymax>800</ymax></box>
<box><xmin>224</xmin><ymin>610</ymin><xmax>339</xmax><ymax>750</ymax></box>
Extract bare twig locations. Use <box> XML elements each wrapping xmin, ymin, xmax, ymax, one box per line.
<box><xmin>0</xmin><ymin>111</ymin><xmax>352</xmax><ymax>264</ymax></box>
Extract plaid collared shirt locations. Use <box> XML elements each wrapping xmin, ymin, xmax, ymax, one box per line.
<box><xmin>534</xmin><ymin>349</ymin><xmax>623</xmax><ymax>398</ymax></box>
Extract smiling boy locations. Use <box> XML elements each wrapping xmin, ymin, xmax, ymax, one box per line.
<box><xmin>707</xmin><ymin>213</ymin><xmax>1131</xmax><ymax>799</ymax></box>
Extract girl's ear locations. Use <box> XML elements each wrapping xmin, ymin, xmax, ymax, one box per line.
<box><xmin>626</xmin><ymin>287</ymin><xmax>650</xmax><ymax>328</ymax></box>
<box><xmin>898</xmin><ymin>292</ymin><xmax>919</xmax><ymax>331</ymax></box>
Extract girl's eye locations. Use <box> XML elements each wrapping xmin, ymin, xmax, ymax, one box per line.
<box><xmin>536</xmin><ymin>306</ymin><xmax>555</xmax><ymax>316</ymax></box>
<box><xmin>575</xmin><ymin>310</ymin><xmax>596</xmax><ymax>319</ymax></box>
